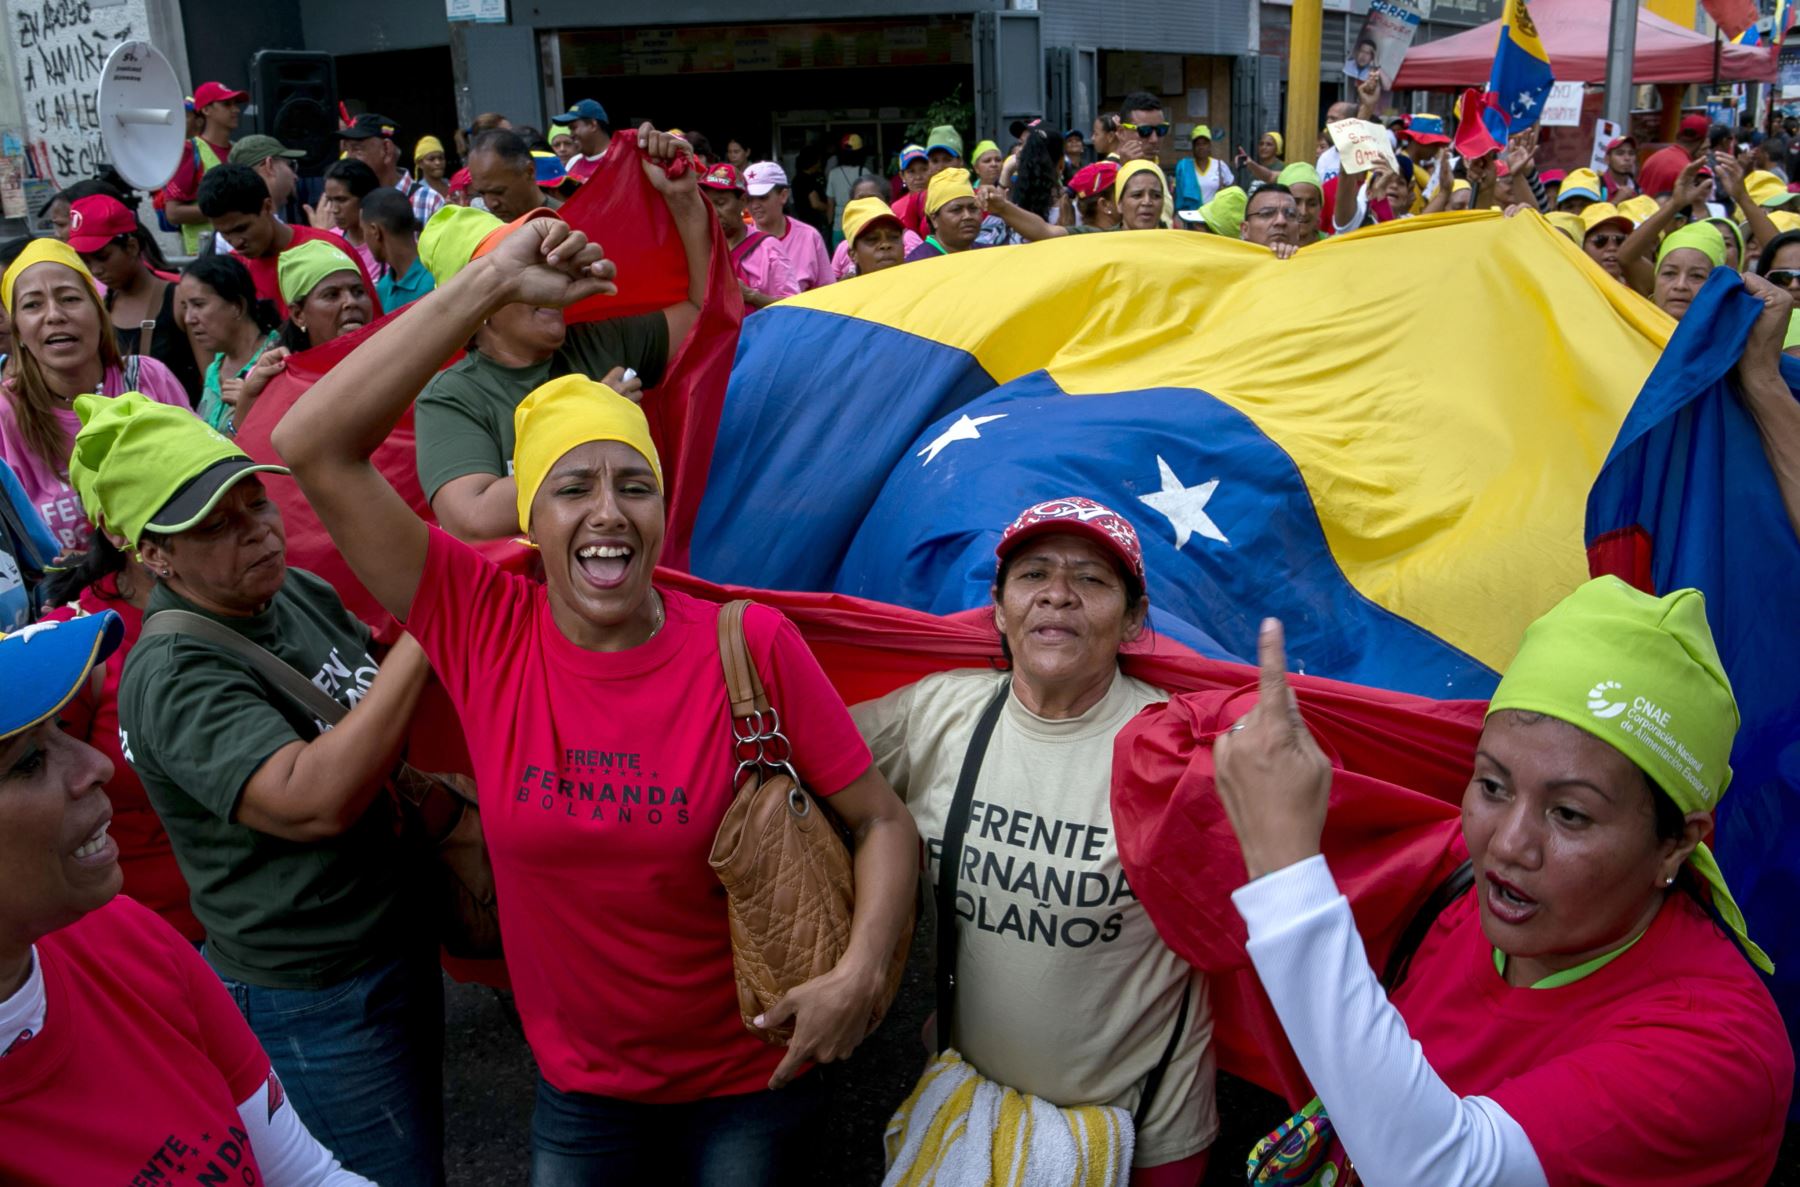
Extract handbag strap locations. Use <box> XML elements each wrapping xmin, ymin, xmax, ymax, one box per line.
<box><xmin>1380</xmin><ymin>859</ymin><xmax>1475</xmax><ymax>991</ymax></box>
<box><xmin>715</xmin><ymin>599</ymin><xmax>768</xmax><ymax>719</ymax></box>
<box><xmin>1133</xmin><ymin>979</ymin><xmax>1190</xmax><ymax>1131</ymax></box>
<box><xmin>139</xmin><ymin>609</ymin><xmax>348</xmax><ymax>726</ymax></box>
<box><xmin>934</xmin><ymin>677</ymin><xmax>1010</xmax><ymax>1053</ymax></box>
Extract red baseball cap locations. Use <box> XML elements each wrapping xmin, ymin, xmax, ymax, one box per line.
<box><xmin>66</xmin><ymin>195</ymin><xmax>137</xmax><ymax>254</ymax></box>
<box><xmin>698</xmin><ymin>162</ymin><xmax>744</xmax><ymax>192</ymax></box>
<box><xmin>1605</xmin><ymin>134</ymin><xmax>1636</xmax><ymax>151</ymax></box>
<box><xmin>193</xmin><ymin>81</ymin><xmax>247</xmax><ymax>110</ymax></box>
<box><xmin>1679</xmin><ymin>113</ymin><xmax>1711</xmax><ymax>138</ymax></box>
<box><xmin>996</xmin><ymin>496</ymin><xmax>1145</xmax><ymax>584</ymax></box>
<box><xmin>1069</xmin><ymin>161</ymin><xmax>1120</xmax><ymax>199</ymax></box>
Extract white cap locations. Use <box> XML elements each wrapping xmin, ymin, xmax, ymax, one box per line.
<box><xmin>744</xmin><ymin>161</ymin><xmax>789</xmax><ymax>196</ymax></box>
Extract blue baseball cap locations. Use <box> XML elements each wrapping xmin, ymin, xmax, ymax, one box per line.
<box><xmin>899</xmin><ymin>144</ymin><xmax>928</xmax><ymax>169</ymax></box>
<box><xmin>554</xmin><ymin>98</ymin><xmax>608</xmax><ymax>127</ymax></box>
<box><xmin>0</xmin><ymin>612</ymin><xmax>124</xmax><ymax>743</ymax></box>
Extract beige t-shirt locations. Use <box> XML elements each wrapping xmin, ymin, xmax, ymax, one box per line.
<box><xmin>853</xmin><ymin>668</ymin><xmax>1218</xmax><ymax>1167</ymax></box>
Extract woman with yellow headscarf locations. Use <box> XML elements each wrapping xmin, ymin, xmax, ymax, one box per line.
<box><xmin>273</xmin><ymin>189</ymin><xmax>921</xmax><ymax>1183</ymax></box>
<box><xmin>0</xmin><ymin>239</ymin><xmax>190</xmax><ymax>552</ymax></box>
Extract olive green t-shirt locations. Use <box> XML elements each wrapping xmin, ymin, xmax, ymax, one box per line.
<box><xmin>414</xmin><ymin>313</ymin><xmax>670</xmax><ymax>501</ymax></box>
<box><xmin>118</xmin><ymin>569</ymin><xmax>411</xmax><ymax>990</ymax></box>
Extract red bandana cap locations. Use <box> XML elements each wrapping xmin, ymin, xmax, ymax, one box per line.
<box><xmin>997</xmin><ymin>496</ymin><xmax>1145</xmax><ymax>583</ymax></box>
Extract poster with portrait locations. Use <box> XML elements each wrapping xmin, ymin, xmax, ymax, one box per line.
<box><xmin>1347</xmin><ymin>0</ymin><xmax>1434</xmax><ymax>87</ymax></box>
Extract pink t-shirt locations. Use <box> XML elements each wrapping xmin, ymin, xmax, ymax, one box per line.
<box><xmin>0</xmin><ymin>897</ymin><xmax>272</xmax><ymax>1184</ymax></box>
<box><xmin>730</xmin><ymin>231</ymin><xmax>800</xmax><ymax>303</ymax></box>
<box><xmin>1389</xmin><ymin>877</ymin><xmax>1792</xmax><ymax>1186</ymax></box>
<box><xmin>831</xmin><ymin>229</ymin><xmax>925</xmax><ymax>279</ymax></box>
<box><xmin>0</xmin><ymin>358</ymin><xmax>191</xmax><ymax>551</ymax></box>
<box><xmin>775</xmin><ymin>218</ymin><xmax>833</xmax><ymax>291</ymax></box>
<box><xmin>405</xmin><ymin>528</ymin><xmax>873</xmax><ymax>1102</ymax></box>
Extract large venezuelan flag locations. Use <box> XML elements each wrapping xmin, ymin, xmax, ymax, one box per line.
<box><xmin>694</xmin><ymin>212</ymin><xmax>1671</xmax><ymax>699</ymax></box>
<box><xmin>1486</xmin><ymin>0</ymin><xmax>1556</xmax><ymax>138</ymax></box>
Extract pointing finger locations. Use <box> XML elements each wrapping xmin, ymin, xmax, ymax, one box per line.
<box><xmin>1257</xmin><ymin>617</ymin><xmax>1296</xmax><ymax>716</ymax></box>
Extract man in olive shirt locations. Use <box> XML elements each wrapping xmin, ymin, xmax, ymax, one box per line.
<box><xmin>413</xmin><ymin>125</ymin><xmax>711</xmax><ymax>542</ymax></box>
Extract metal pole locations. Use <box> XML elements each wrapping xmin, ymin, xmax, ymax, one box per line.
<box><xmin>1603</xmin><ymin>0</ymin><xmax>1638</xmax><ymax>130</ymax></box>
<box><xmin>1287</xmin><ymin>0</ymin><xmax>1324</xmax><ymax>166</ymax></box>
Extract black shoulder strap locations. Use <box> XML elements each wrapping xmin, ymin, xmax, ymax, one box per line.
<box><xmin>934</xmin><ymin>677</ymin><xmax>1009</xmax><ymax>1053</ymax></box>
<box><xmin>1381</xmin><ymin>859</ymin><xmax>1475</xmax><ymax>991</ymax></box>
<box><xmin>139</xmin><ymin>609</ymin><xmax>348</xmax><ymax>726</ymax></box>
<box><xmin>1133</xmin><ymin>978</ymin><xmax>1190</xmax><ymax>1130</ymax></box>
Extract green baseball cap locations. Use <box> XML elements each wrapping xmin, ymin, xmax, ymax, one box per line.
<box><xmin>228</xmin><ymin>134</ymin><xmax>305</xmax><ymax>167</ymax></box>
<box><xmin>1488</xmin><ymin>575</ymin><xmax>1769</xmax><ymax>973</ymax></box>
<box><xmin>1199</xmin><ymin>186</ymin><xmax>1247</xmax><ymax>238</ymax></box>
<box><xmin>70</xmin><ymin>393</ymin><xmax>287</xmax><ymax>549</ymax></box>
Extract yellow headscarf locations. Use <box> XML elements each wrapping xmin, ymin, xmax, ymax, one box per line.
<box><xmin>414</xmin><ymin>135</ymin><xmax>445</xmax><ymax>161</ymax></box>
<box><xmin>1</xmin><ymin>238</ymin><xmax>97</xmax><ymax>314</ymax></box>
<box><xmin>1114</xmin><ymin>159</ymin><xmax>1164</xmax><ymax>204</ymax></box>
<box><xmin>512</xmin><ymin>374</ymin><xmax>662</xmax><ymax>532</ymax></box>
<box><xmin>276</xmin><ymin>238</ymin><xmax>359</xmax><ymax>309</ymax></box>
<box><xmin>1266</xmin><ymin>131</ymin><xmax>1284</xmax><ymax>157</ymax></box>
<box><xmin>924</xmin><ymin>167</ymin><xmax>975</xmax><ymax>217</ymax></box>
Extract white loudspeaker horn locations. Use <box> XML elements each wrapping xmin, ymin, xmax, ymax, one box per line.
<box><xmin>98</xmin><ymin>40</ymin><xmax>187</xmax><ymax>191</ymax></box>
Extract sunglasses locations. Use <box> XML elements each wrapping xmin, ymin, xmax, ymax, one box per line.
<box><xmin>1121</xmin><ymin>121</ymin><xmax>1171</xmax><ymax>139</ymax></box>
<box><xmin>1767</xmin><ymin>269</ymin><xmax>1800</xmax><ymax>286</ymax></box>
<box><xmin>1586</xmin><ymin>232</ymin><xmax>1628</xmax><ymax>249</ymax></box>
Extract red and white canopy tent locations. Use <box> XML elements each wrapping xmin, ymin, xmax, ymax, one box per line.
<box><xmin>1393</xmin><ymin>0</ymin><xmax>1776</xmax><ymax>88</ymax></box>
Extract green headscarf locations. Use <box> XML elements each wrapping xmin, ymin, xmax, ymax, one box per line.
<box><xmin>1704</xmin><ymin>217</ymin><xmax>1745</xmax><ymax>266</ymax></box>
<box><xmin>1655</xmin><ymin>222</ymin><xmax>1726</xmax><ymax>269</ymax></box>
<box><xmin>277</xmin><ymin>238</ymin><xmax>359</xmax><ymax>308</ymax></box>
<box><xmin>1487</xmin><ymin>576</ymin><xmax>1770</xmax><ymax>973</ymax></box>
<box><xmin>1199</xmin><ymin>186</ymin><xmax>1247</xmax><ymax>238</ymax></box>
<box><xmin>1277</xmin><ymin>162</ymin><xmax>1323</xmax><ymax>192</ymax></box>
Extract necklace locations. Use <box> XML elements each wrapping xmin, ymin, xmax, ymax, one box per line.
<box><xmin>647</xmin><ymin>589</ymin><xmax>665</xmax><ymax>640</ymax></box>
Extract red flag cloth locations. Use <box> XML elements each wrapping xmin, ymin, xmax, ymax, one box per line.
<box><xmin>1452</xmin><ymin>87</ymin><xmax>1508</xmax><ymax>159</ymax></box>
<box><xmin>1109</xmin><ymin>681</ymin><xmax>1483</xmax><ymax>1101</ymax></box>
<box><xmin>235</xmin><ymin>130</ymin><xmax>741</xmax><ymax>638</ymax></box>
<box><xmin>1703</xmin><ymin>0</ymin><xmax>1759</xmax><ymax>40</ymax></box>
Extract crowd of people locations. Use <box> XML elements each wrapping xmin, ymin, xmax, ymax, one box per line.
<box><xmin>0</xmin><ymin>62</ymin><xmax>1797</xmax><ymax>1187</ymax></box>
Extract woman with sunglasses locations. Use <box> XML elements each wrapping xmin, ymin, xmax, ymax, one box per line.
<box><xmin>1578</xmin><ymin>204</ymin><xmax>1634</xmax><ymax>282</ymax></box>
<box><xmin>1753</xmin><ymin>227</ymin><xmax>1800</xmax><ymax>296</ymax></box>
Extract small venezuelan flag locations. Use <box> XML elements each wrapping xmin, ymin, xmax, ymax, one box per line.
<box><xmin>1485</xmin><ymin>0</ymin><xmax>1556</xmax><ymax>141</ymax></box>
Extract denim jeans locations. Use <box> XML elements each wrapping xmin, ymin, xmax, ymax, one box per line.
<box><xmin>210</xmin><ymin>947</ymin><xmax>446</xmax><ymax>1187</ymax></box>
<box><xmin>529</xmin><ymin>1072</ymin><xmax>825</xmax><ymax>1187</ymax></box>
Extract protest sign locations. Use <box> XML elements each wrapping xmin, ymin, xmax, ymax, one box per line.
<box><xmin>1328</xmin><ymin>119</ymin><xmax>1401</xmax><ymax>175</ymax></box>
<box><xmin>1540</xmin><ymin>82</ymin><xmax>1585</xmax><ymax>128</ymax></box>
<box><xmin>1346</xmin><ymin>0</ymin><xmax>1433</xmax><ymax>85</ymax></box>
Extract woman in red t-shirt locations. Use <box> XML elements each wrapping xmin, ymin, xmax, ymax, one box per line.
<box><xmin>1211</xmin><ymin>578</ymin><xmax>1791</xmax><ymax>1187</ymax></box>
<box><xmin>274</xmin><ymin>126</ymin><xmax>921</xmax><ymax>1184</ymax></box>
<box><xmin>0</xmin><ymin>611</ymin><xmax>368</xmax><ymax>1186</ymax></box>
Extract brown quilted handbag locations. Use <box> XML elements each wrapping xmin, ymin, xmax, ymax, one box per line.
<box><xmin>708</xmin><ymin>600</ymin><xmax>911</xmax><ymax>1043</ymax></box>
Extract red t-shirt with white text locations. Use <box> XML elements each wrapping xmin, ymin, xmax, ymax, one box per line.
<box><xmin>0</xmin><ymin>898</ymin><xmax>271</xmax><ymax>1184</ymax></box>
<box><xmin>405</xmin><ymin>528</ymin><xmax>873</xmax><ymax>1101</ymax></box>
<box><xmin>1390</xmin><ymin>879</ymin><xmax>1792</xmax><ymax>1186</ymax></box>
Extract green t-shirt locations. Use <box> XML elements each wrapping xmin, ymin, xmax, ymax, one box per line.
<box><xmin>1067</xmin><ymin>223</ymin><xmax>1121</xmax><ymax>234</ymax></box>
<box><xmin>414</xmin><ymin>313</ymin><xmax>670</xmax><ymax>501</ymax></box>
<box><xmin>118</xmin><ymin>568</ymin><xmax>412</xmax><ymax>989</ymax></box>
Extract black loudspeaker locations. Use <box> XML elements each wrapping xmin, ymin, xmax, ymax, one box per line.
<box><xmin>248</xmin><ymin>50</ymin><xmax>338</xmax><ymax>176</ymax></box>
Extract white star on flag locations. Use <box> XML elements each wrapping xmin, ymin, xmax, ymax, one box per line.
<box><xmin>1137</xmin><ymin>455</ymin><xmax>1229</xmax><ymax>550</ymax></box>
<box><xmin>917</xmin><ymin>413</ymin><xmax>1008</xmax><ymax>465</ymax></box>
<box><xmin>1516</xmin><ymin>91</ymin><xmax>1537</xmax><ymax>111</ymax></box>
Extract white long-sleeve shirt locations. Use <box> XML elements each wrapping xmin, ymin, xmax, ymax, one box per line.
<box><xmin>1233</xmin><ymin>856</ymin><xmax>1549</xmax><ymax>1187</ymax></box>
